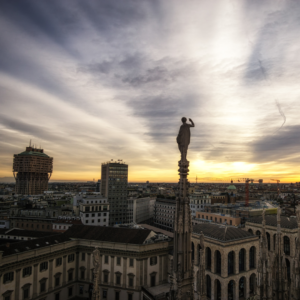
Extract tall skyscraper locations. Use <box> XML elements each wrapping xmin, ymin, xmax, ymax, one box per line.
<box><xmin>13</xmin><ymin>145</ymin><xmax>53</xmax><ymax>195</ymax></box>
<box><xmin>101</xmin><ymin>160</ymin><xmax>128</xmax><ymax>226</ymax></box>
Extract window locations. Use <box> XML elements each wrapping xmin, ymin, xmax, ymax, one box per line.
<box><xmin>150</xmin><ymin>257</ymin><xmax>157</xmax><ymax>266</ymax></box>
<box><xmin>79</xmin><ymin>285</ymin><xmax>84</xmax><ymax>295</ymax></box>
<box><xmin>80</xmin><ymin>270</ymin><xmax>85</xmax><ymax>279</ymax></box>
<box><xmin>40</xmin><ymin>262</ymin><xmax>48</xmax><ymax>272</ymax></box>
<box><xmin>68</xmin><ymin>270</ymin><xmax>73</xmax><ymax>281</ymax></box>
<box><xmin>81</xmin><ymin>253</ymin><xmax>86</xmax><ymax>261</ymax></box>
<box><xmin>23</xmin><ymin>287</ymin><xmax>29</xmax><ymax>299</ymax></box>
<box><xmin>68</xmin><ymin>287</ymin><xmax>73</xmax><ymax>297</ymax></box>
<box><xmin>129</xmin><ymin>277</ymin><xmax>134</xmax><ymax>287</ymax></box>
<box><xmin>68</xmin><ymin>254</ymin><xmax>75</xmax><ymax>262</ymax></box>
<box><xmin>55</xmin><ymin>293</ymin><xmax>60</xmax><ymax>300</ymax></box>
<box><xmin>56</xmin><ymin>258</ymin><xmax>62</xmax><ymax>266</ymax></box>
<box><xmin>116</xmin><ymin>274</ymin><xmax>121</xmax><ymax>285</ymax></box>
<box><xmin>103</xmin><ymin>290</ymin><xmax>108</xmax><ymax>299</ymax></box>
<box><xmin>117</xmin><ymin>257</ymin><xmax>121</xmax><ymax>265</ymax></box>
<box><xmin>23</xmin><ymin>266</ymin><xmax>32</xmax><ymax>277</ymax></box>
<box><xmin>115</xmin><ymin>291</ymin><xmax>120</xmax><ymax>300</ymax></box>
<box><xmin>129</xmin><ymin>258</ymin><xmax>134</xmax><ymax>267</ymax></box>
<box><xmin>105</xmin><ymin>256</ymin><xmax>109</xmax><ymax>264</ymax></box>
<box><xmin>3</xmin><ymin>272</ymin><xmax>14</xmax><ymax>283</ymax></box>
<box><xmin>104</xmin><ymin>272</ymin><xmax>109</xmax><ymax>283</ymax></box>
<box><xmin>55</xmin><ymin>276</ymin><xmax>60</xmax><ymax>287</ymax></box>
<box><xmin>284</xmin><ymin>236</ymin><xmax>290</xmax><ymax>255</ymax></box>
<box><xmin>40</xmin><ymin>281</ymin><xmax>46</xmax><ymax>293</ymax></box>
<box><xmin>151</xmin><ymin>274</ymin><xmax>156</xmax><ymax>287</ymax></box>
<box><xmin>86</xmin><ymin>220</ymin><xmax>88</xmax><ymax>223</ymax></box>
<box><xmin>128</xmin><ymin>294</ymin><xmax>133</xmax><ymax>300</ymax></box>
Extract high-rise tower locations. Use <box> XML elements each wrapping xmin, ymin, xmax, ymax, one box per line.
<box><xmin>13</xmin><ymin>146</ymin><xmax>53</xmax><ymax>195</ymax></box>
<box><xmin>101</xmin><ymin>160</ymin><xmax>128</xmax><ymax>226</ymax></box>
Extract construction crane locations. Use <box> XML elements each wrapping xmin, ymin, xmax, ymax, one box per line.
<box><xmin>271</xmin><ymin>179</ymin><xmax>280</xmax><ymax>196</ymax></box>
<box><xmin>239</xmin><ymin>178</ymin><xmax>250</xmax><ymax>207</ymax></box>
<box><xmin>238</xmin><ymin>178</ymin><xmax>259</xmax><ymax>207</ymax></box>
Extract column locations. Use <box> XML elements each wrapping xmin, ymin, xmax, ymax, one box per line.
<box><xmin>62</xmin><ymin>255</ymin><xmax>67</xmax><ymax>285</ymax></box>
<box><xmin>48</xmin><ymin>259</ymin><xmax>53</xmax><ymax>291</ymax></box>
<box><xmin>14</xmin><ymin>269</ymin><xmax>21</xmax><ymax>300</ymax></box>
<box><xmin>159</xmin><ymin>255</ymin><xmax>162</xmax><ymax>284</ymax></box>
<box><xmin>222</xmin><ymin>280</ymin><xmax>228</xmax><ymax>300</ymax></box>
<box><xmin>270</xmin><ymin>234</ymin><xmax>274</xmax><ymax>251</ymax></box>
<box><xmin>211</xmin><ymin>250</ymin><xmax>215</xmax><ymax>274</ymax></box>
<box><xmin>210</xmin><ymin>277</ymin><xmax>215</xmax><ymax>300</ymax></box>
<box><xmin>234</xmin><ymin>250</ymin><xmax>239</xmax><ymax>275</ymax></box>
<box><xmin>221</xmin><ymin>252</ymin><xmax>228</xmax><ymax>278</ymax></box>
<box><xmin>245</xmin><ymin>248</ymin><xmax>250</xmax><ymax>271</ymax></box>
<box><xmin>99</xmin><ymin>254</ymin><xmax>103</xmax><ymax>282</ymax></box>
<box><xmin>245</xmin><ymin>275</ymin><xmax>250</xmax><ymax>299</ymax></box>
<box><xmin>32</xmin><ymin>263</ymin><xmax>38</xmax><ymax>298</ymax></box>
<box><xmin>136</xmin><ymin>259</ymin><xmax>140</xmax><ymax>288</ymax></box>
<box><xmin>123</xmin><ymin>257</ymin><xmax>127</xmax><ymax>287</ymax></box>
<box><xmin>110</xmin><ymin>256</ymin><xmax>115</xmax><ymax>285</ymax></box>
<box><xmin>234</xmin><ymin>280</ymin><xmax>239</xmax><ymax>300</ymax></box>
<box><xmin>140</xmin><ymin>258</ymin><xmax>144</xmax><ymax>287</ymax></box>
<box><xmin>143</xmin><ymin>258</ymin><xmax>148</xmax><ymax>287</ymax></box>
<box><xmin>75</xmin><ymin>252</ymin><xmax>79</xmax><ymax>281</ymax></box>
<box><xmin>163</xmin><ymin>255</ymin><xmax>168</xmax><ymax>283</ymax></box>
<box><xmin>87</xmin><ymin>253</ymin><xmax>91</xmax><ymax>281</ymax></box>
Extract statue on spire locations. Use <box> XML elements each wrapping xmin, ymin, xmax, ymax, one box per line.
<box><xmin>177</xmin><ymin>117</ymin><xmax>195</xmax><ymax>162</ymax></box>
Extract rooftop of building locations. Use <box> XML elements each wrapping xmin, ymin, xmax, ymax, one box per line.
<box><xmin>16</xmin><ymin>147</ymin><xmax>51</xmax><ymax>158</ymax></box>
<box><xmin>53</xmin><ymin>219</ymin><xmax>82</xmax><ymax>225</ymax></box>
<box><xmin>64</xmin><ymin>224</ymin><xmax>154</xmax><ymax>245</ymax></box>
<box><xmin>0</xmin><ymin>228</ymin><xmax>61</xmax><ymax>238</ymax></box>
<box><xmin>247</xmin><ymin>215</ymin><xmax>298</xmax><ymax>229</ymax></box>
<box><xmin>0</xmin><ymin>233</ymin><xmax>69</xmax><ymax>257</ymax></box>
<box><xmin>227</xmin><ymin>180</ymin><xmax>237</xmax><ymax>190</ymax></box>
<box><xmin>193</xmin><ymin>223</ymin><xmax>256</xmax><ymax>242</ymax></box>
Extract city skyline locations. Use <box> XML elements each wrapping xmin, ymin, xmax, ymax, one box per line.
<box><xmin>1</xmin><ymin>1</ymin><xmax>300</xmax><ymax>183</ymax></box>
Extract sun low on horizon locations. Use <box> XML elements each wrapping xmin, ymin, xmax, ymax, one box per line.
<box><xmin>0</xmin><ymin>0</ymin><xmax>300</xmax><ymax>184</ymax></box>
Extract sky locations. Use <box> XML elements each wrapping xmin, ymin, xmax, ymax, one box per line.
<box><xmin>0</xmin><ymin>0</ymin><xmax>300</xmax><ymax>183</ymax></box>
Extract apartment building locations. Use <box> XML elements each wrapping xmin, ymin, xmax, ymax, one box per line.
<box><xmin>78</xmin><ymin>195</ymin><xmax>109</xmax><ymax>226</ymax></box>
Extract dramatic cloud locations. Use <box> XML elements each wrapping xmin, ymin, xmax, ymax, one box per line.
<box><xmin>0</xmin><ymin>0</ymin><xmax>300</xmax><ymax>182</ymax></box>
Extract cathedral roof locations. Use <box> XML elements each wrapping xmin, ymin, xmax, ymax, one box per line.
<box><xmin>193</xmin><ymin>223</ymin><xmax>255</xmax><ymax>242</ymax></box>
<box><xmin>247</xmin><ymin>215</ymin><xmax>298</xmax><ymax>229</ymax></box>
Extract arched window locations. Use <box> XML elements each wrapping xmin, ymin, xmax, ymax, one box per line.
<box><xmin>284</xmin><ymin>236</ymin><xmax>290</xmax><ymax>256</ymax></box>
<box><xmin>198</xmin><ymin>244</ymin><xmax>201</xmax><ymax>264</ymax></box>
<box><xmin>286</xmin><ymin>258</ymin><xmax>290</xmax><ymax>280</ymax></box>
<box><xmin>256</xmin><ymin>230</ymin><xmax>261</xmax><ymax>239</ymax></box>
<box><xmin>228</xmin><ymin>280</ymin><xmax>235</xmax><ymax>300</ymax></box>
<box><xmin>191</xmin><ymin>242</ymin><xmax>195</xmax><ymax>261</ymax></box>
<box><xmin>228</xmin><ymin>251</ymin><xmax>234</xmax><ymax>275</ymax></box>
<box><xmin>206</xmin><ymin>275</ymin><xmax>211</xmax><ymax>298</ymax></box>
<box><xmin>248</xmin><ymin>229</ymin><xmax>253</xmax><ymax>234</ymax></box>
<box><xmin>215</xmin><ymin>251</ymin><xmax>221</xmax><ymax>274</ymax></box>
<box><xmin>274</xmin><ymin>234</ymin><xmax>277</xmax><ymax>251</ymax></box>
<box><xmin>239</xmin><ymin>249</ymin><xmax>245</xmax><ymax>272</ymax></box>
<box><xmin>239</xmin><ymin>277</ymin><xmax>245</xmax><ymax>298</ymax></box>
<box><xmin>206</xmin><ymin>247</ymin><xmax>211</xmax><ymax>271</ymax></box>
<box><xmin>249</xmin><ymin>273</ymin><xmax>256</xmax><ymax>295</ymax></box>
<box><xmin>215</xmin><ymin>279</ymin><xmax>221</xmax><ymax>300</ymax></box>
<box><xmin>250</xmin><ymin>246</ymin><xmax>255</xmax><ymax>269</ymax></box>
<box><xmin>266</xmin><ymin>232</ymin><xmax>270</xmax><ymax>250</ymax></box>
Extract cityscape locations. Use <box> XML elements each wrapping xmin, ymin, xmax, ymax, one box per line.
<box><xmin>1</xmin><ymin>1</ymin><xmax>300</xmax><ymax>300</ymax></box>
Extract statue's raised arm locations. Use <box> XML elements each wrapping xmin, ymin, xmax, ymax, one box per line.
<box><xmin>176</xmin><ymin>117</ymin><xmax>195</xmax><ymax>162</ymax></box>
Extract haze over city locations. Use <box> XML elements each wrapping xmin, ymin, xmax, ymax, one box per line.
<box><xmin>1</xmin><ymin>0</ymin><xmax>300</xmax><ymax>183</ymax></box>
